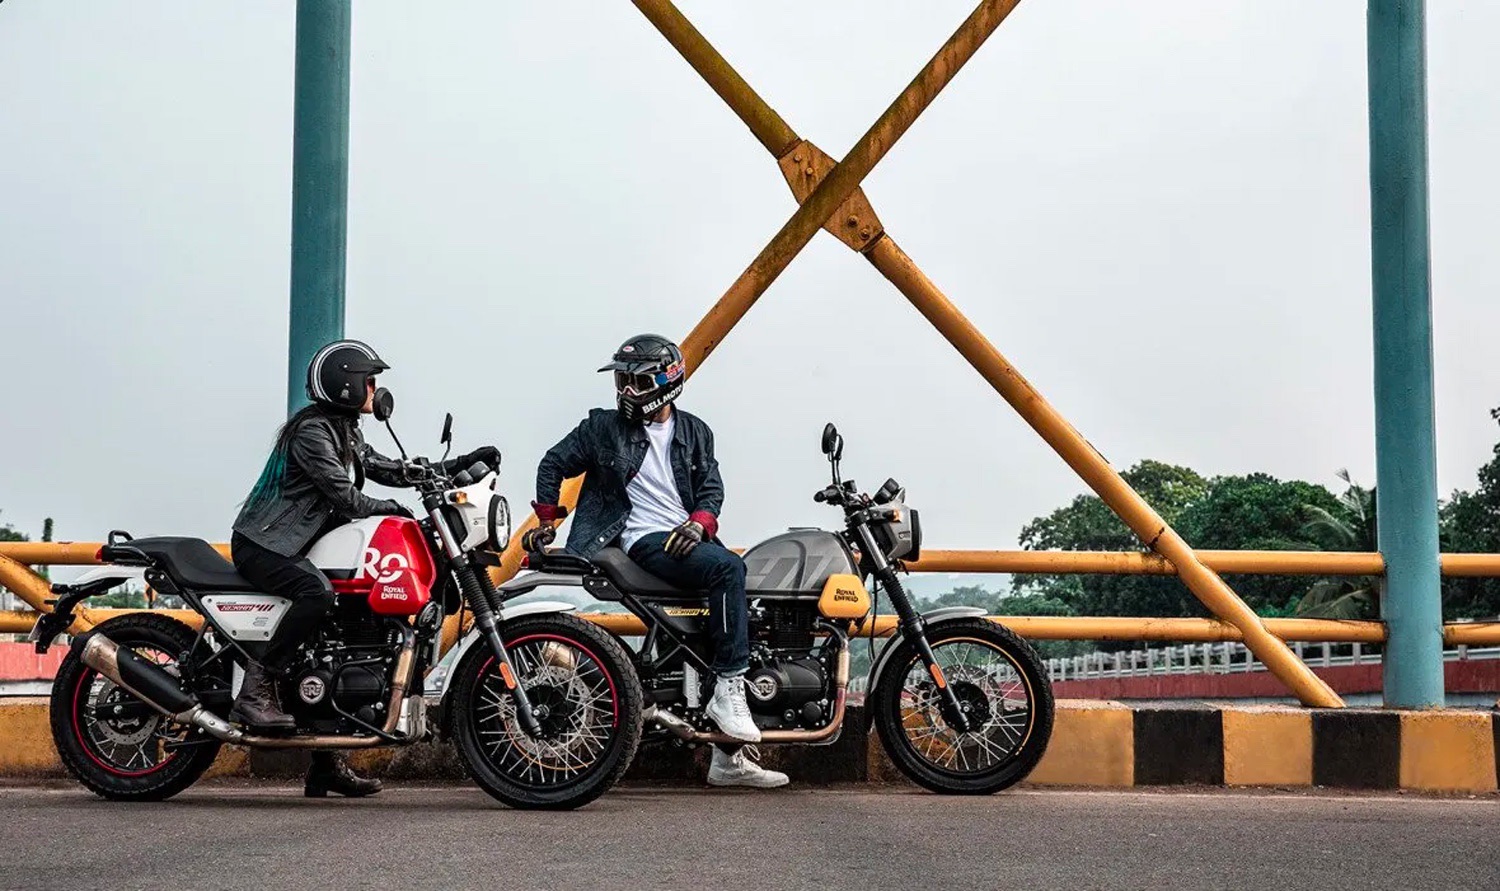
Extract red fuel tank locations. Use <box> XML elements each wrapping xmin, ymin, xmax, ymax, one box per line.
<box><xmin>320</xmin><ymin>517</ymin><xmax>436</xmax><ymax>616</ymax></box>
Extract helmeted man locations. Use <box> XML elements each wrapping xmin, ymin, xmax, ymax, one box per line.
<box><xmin>528</xmin><ymin>334</ymin><xmax>788</xmax><ymax>788</ymax></box>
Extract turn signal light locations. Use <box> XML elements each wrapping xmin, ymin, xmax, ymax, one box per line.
<box><xmin>451</xmin><ymin>491</ymin><xmax>469</xmax><ymax>504</ymax></box>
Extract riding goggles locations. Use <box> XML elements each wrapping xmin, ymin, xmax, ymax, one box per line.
<box><xmin>614</xmin><ymin>362</ymin><xmax>684</xmax><ymax>396</ymax></box>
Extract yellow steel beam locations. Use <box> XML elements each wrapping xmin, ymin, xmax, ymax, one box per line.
<box><xmin>7</xmin><ymin>607</ymin><xmax>1498</xmax><ymax>647</ymax></box>
<box><xmin>910</xmin><ymin>550</ymin><xmax>1388</xmax><ymax>576</ymax></box>
<box><xmin>487</xmin><ymin>0</ymin><xmax>1021</xmax><ymax>590</ymax></box>
<box><xmin>574</xmin><ymin>612</ymin><xmax>1500</xmax><ymax>647</ymax></box>
<box><xmin>870</xmin><ymin>239</ymin><xmax>1342</xmax><ymax>708</ymax></box>
<box><xmin>629</xmin><ymin>0</ymin><xmax>1342</xmax><ymax>708</ymax></box>
<box><xmin>8</xmin><ymin>541</ymin><xmax>1500</xmax><ymax>578</ymax></box>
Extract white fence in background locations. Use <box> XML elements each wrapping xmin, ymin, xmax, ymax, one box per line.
<box><xmin>1046</xmin><ymin>641</ymin><xmax>1500</xmax><ymax>683</ymax></box>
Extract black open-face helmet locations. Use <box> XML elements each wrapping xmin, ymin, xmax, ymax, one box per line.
<box><xmin>599</xmin><ymin>334</ymin><xmax>685</xmax><ymax>423</ymax></box>
<box><xmin>306</xmin><ymin>339</ymin><xmax>389</xmax><ymax>411</ymax></box>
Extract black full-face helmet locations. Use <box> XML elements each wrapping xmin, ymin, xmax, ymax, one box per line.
<box><xmin>599</xmin><ymin>334</ymin><xmax>685</xmax><ymax>423</ymax></box>
<box><xmin>306</xmin><ymin>339</ymin><xmax>389</xmax><ymax>411</ymax></box>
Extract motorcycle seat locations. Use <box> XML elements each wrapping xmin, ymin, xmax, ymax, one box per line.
<box><xmin>116</xmin><ymin>537</ymin><xmax>260</xmax><ymax>592</ymax></box>
<box><xmin>591</xmin><ymin>548</ymin><xmax>703</xmax><ymax>601</ymax></box>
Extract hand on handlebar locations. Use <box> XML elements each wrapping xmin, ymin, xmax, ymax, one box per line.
<box><xmin>521</xmin><ymin>524</ymin><xmax>556</xmax><ymax>553</ymax></box>
<box><xmin>380</xmin><ymin>499</ymin><xmax>415</xmax><ymax>519</ymax></box>
<box><xmin>456</xmin><ymin>446</ymin><xmax>501</xmax><ymax>472</ymax></box>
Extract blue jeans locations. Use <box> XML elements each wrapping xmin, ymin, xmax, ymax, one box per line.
<box><xmin>628</xmin><ymin>532</ymin><xmax>750</xmax><ymax>676</ymax></box>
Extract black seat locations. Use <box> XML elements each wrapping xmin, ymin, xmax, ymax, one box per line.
<box><xmin>120</xmin><ymin>537</ymin><xmax>259</xmax><ymax>592</ymax></box>
<box><xmin>591</xmin><ymin>548</ymin><xmax>703</xmax><ymax>601</ymax></box>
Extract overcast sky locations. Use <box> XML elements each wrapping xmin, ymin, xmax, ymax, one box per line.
<box><xmin>2</xmin><ymin>2</ymin><xmax>1497</xmax><ymax>566</ymax></box>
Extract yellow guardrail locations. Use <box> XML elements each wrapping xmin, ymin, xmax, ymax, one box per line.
<box><xmin>4</xmin><ymin>543</ymin><xmax>1499</xmax><ymax>647</ymax></box>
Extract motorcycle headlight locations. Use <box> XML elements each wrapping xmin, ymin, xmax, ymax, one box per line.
<box><xmin>487</xmin><ymin>495</ymin><xmax>511</xmax><ymax>552</ymax></box>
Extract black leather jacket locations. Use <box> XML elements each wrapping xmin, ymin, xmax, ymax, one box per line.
<box><xmin>232</xmin><ymin>410</ymin><xmax>409</xmax><ymax>558</ymax></box>
<box><xmin>535</xmin><ymin>407</ymin><xmax>724</xmax><ymax>557</ymax></box>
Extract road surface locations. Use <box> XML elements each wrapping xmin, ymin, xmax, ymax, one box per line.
<box><xmin>0</xmin><ymin>783</ymin><xmax>1495</xmax><ymax>890</ymax></box>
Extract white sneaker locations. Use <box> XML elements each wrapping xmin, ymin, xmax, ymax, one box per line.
<box><xmin>705</xmin><ymin>675</ymin><xmax>762</xmax><ymax>742</ymax></box>
<box><xmin>709</xmin><ymin>746</ymin><xmax>789</xmax><ymax>789</ymax></box>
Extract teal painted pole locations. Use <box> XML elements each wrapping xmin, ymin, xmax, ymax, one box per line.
<box><xmin>286</xmin><ymin>0</ymin><xmax>351</xmax><ymax>414</ymax></box>
<box><xmin>1368</xmin><ymin>0</ymin><xmax>1444</xmax><ymax>708</ymax></box>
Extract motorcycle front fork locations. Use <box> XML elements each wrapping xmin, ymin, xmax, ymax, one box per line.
<box><xmin>858</xmin><ymin>528</ymin><xmax>972</xmax><ymax>733</ymax></box>
<box><xmin>451</xmin><ymin>560</ymin><xmax>545</xmax><ymax>738</ymax></box>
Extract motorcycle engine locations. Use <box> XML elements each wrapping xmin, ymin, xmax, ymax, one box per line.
<box><xmin>743</xmin><ymin>651</ymin><xmax>831</xmax><ymax>730</ymax></box>
<box><xmin>289</xmin><ymin>604</ymin><xmax>396</xmax><ymax>731</ymax></box>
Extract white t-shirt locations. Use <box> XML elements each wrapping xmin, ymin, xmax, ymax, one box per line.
<box><xmin>621</xmin><ymin>415</ymin><xmax>690</xmax><ymax>552</ymax></box>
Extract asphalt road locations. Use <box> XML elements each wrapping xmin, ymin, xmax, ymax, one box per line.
<box><xmin>0</xmin><ymin>783</ymin><xmax>1496</xmax><ymax>891</ymax></box>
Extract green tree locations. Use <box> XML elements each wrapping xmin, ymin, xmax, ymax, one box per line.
<box><xmin>1442</xmin><ymin>407</ymin><xmax>1500</xmax><ymax>620</ymax></box>
<box><xmin>1011</xmin><ymin>462</ymin><xmax>1345</xmax><ymax>622</ymax></box>
<box><xmin>1293</xmin><ymin>470</ymin><xmax>1380</xmax><ymax>619</ymax></box>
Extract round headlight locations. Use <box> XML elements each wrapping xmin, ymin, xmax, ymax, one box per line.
<box><xmin>487</xmin><ymin>495</ymin><xmax>511</xmax><ymax>551</ymax></box>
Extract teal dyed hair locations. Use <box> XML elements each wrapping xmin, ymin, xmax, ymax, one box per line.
<box><xmin>243</xmin><ymin>404</ymin><xmax>356</xmax><ymax>509</ymax></box>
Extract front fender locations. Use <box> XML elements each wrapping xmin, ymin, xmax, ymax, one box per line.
<box><xmin>865</xmin><ymin>606</ymin><xmax>988</xmax><ymax>698</ymax></box>
<box><xmin>426</xmin><ymin>600</ymin><xmax>578</xmax><ymax>707</ymax></box>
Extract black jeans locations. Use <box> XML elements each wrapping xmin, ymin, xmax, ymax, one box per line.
<box><xmin>628</xmin><ymin>533</ymin><xmax>750</xmax><ymax>676</ymax></box>
<box><xmin>230</xmin><ymin>533</ymin><xmax>334</xmax><ymax>673</ymax></box>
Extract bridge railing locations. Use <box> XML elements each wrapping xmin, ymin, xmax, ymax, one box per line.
<box><xmin>4</xmin><ymin>541</ymin><xmax>1500</xmax><ymax>708</ymax></box>
<box><xmin>1046</xmin><ymin>639</ymin><xmax>1500</xmax><ymax>682</ymax></box>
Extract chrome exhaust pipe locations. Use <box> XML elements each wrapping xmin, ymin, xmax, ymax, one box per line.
<box><xmin>645</xmin><ymin>645</ymin><xmax>851</xmax><ymax>746</ymax></box>
<box><xmin>81</xmin><ymin>627</ymin><xmax>421</xmax><ymax>750</ymax></box>
<box><xmin>80</xmin><ymin>634</ymin><xmax>248</xmax><ymax>743</ymax></box>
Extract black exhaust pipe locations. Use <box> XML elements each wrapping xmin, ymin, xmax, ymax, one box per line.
<box><xmin>80</xmin><ymin>633</ymin><xmax>197</xmax><ymax>715</ymax></box>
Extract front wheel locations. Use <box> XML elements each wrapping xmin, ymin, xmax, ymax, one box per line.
<box><xmin>450</xmin><ymin>613</ymin><xmax>643</xmax><ymax>810</ymax></box>
<box><xmin>871</xmin><ymin>618</ymin><xmax>1054</xmax><ymax>794</ymax></box>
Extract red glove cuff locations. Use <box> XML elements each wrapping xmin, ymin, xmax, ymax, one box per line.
<box><xmin>532</xmin><ymin>501</ymin><xmax>561</xmax><ymax>524</ymax></box>
<box><xmin>688</xmin><ymin>510</ymin><xmax>719</xmax><ymax>539</ymax></box>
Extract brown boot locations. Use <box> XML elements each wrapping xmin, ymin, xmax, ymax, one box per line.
<box><xmin>228</xmin><ymin>661</ymin><xmax>295</xmax><ymax>732</ymax></box>
<box><xmin>305</xmin><ymin>752</ymin><xmax>382</xmax><ymax>798</ymax></box>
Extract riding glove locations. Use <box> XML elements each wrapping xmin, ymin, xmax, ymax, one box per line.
<box><xmin>523</xmin><ymin>524</ymin><xmax>557</xmax><ymax>552</ymax></box>
<box><xmin>456</xmin><ymin>446</ymin><xmax>501</xmax><ymax>471</ymax></box>
<box><xmin>664</xmin><ymin>520</ymin><xmax>705</xmax><ymax>559</ymax></box>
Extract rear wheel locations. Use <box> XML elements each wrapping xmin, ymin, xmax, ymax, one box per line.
<box><xmin>50</xmin><ymin>614</ymin><xmax>223</xmax><ymax>801</ymax></box>
<box><xmin>872</xmin><ymin>618</ymin><xmax>1053</xmax><ymax>794</ymax></box>
<box><xmin>450</xmin><ymin>613</ymin><xmax>643</xmax><ymax>809</ymax></box>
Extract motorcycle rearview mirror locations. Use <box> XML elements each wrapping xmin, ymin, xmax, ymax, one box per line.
<box><xmin>372</xmin><ymin>388</ymin><xmax>395</xmax><ymax>423</ymax></box>
<box><xmin>372</xmin><ymin>388</ymin><xmax>411</xmax><ymax>460</ymax></box>
<box><xmin>440</xmin><ymin>412</ymin><xmax>454</xmax><ymax>463</ymax></box>
<box><xmin>821</xmin><ymin>423</ymin><xmax>843</xmax><ymax>460</ymax></box>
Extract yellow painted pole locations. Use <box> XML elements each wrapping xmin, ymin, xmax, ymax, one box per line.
<box><xmin>0</xmin><ymin>553</ymin><xmax>53</xmax><ymax>613</ymax></box>
<box><xmin>625</xmin><ymin>0</ymin><xmax>1338</xmax><ymax>708</ymax></box>
<box><xmin>9</xmin><ymin>607</ymin><xmax>1499</xmax><ymax>647</ymax></box>
<box><xmin>489</xmin><ymin>0</ymin><xmax>1021</xmax><ymax>591</ymax></box>
<box><xmin>632</xmin><ymin>0</ymin><xmax>799</xmax><ymax>158</ymax></box>
<box><xmin>908</xmin><ymin>549</ymin><xmax>1392</xmax><ymax>576</ymax></box>
<box><xmin>671</xmin><ymin>0</ymin><xmax>1021</xmax><ymax>372</ymax></box>
<box><xmin>8</xmin><ymin>541</ymin><xmax>1500</xmax><ymax>578</ymax></box>
<box><xmin>866</xmin><ymin>238</ymin><xmax>1345</xmax><ymax>708</ymax></box>
<box><xmin>576</xmin><ymin>612</ymin><xmax>1500</xmax><ymax>646</ymax></box>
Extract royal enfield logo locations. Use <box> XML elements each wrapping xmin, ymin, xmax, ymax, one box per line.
<box><xmin>362</xmin><ymin>549</ymin><xmax>409</xmax><ymax>584</ymax></box>
<box><xmin>747</xmin><ymin>675</ymin><xmax>778</xmax><ymax>702</ymax></box>
<box><xmin>217</xmin><ymin>603</ymin><xmax>275</xmax><ymax>613</ymax></box>
<box><xmin>298</xmin><ymin>676</ymin><xmax>327</xmax><ymax>705</ymax></box>
<box><xmin>833</xmin><ymin>588</ymin><xmax>859</xmax><ymax>603</ymax></box>
<box><xmin>378</xmin><ymin>586</ymin><xmax>410</xmax><ymax>601</ymax></box>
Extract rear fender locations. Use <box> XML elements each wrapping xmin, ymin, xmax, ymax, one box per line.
<box><xmin>28</xmin><ymin>569</ymin><xmax>151</xmax><ymax>653</ymax></box>
<box><xmin>864</xmin><ymin>606</ymin><xmax>988</xmax><ymax>699</ymax></box>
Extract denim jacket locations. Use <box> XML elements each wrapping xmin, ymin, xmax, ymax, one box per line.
<box><xmin>534</xmin><ymin>407</ymin><xmax>723</xmax><ymax>556</ymax></box>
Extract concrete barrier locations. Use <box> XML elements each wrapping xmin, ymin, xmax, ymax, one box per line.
<box><xmin>2</xmin><ymin>697</ymin><xmax>1495</xmax><ymax>792</ymax></box>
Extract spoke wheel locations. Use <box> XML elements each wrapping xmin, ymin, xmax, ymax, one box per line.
<box><xmin>74</xmin><ymin>643</ymin><xmax>183</xmax><ymax>777</ymax></box>
<box><xmin>451</xmin><ymin>614</ymin><xmax>642</xmax><ymax>810</ymax></box>
<box><xmin>50</xmin><ymin>614</ymin><xmax>223</xmax><ymax>801</ymax></box>
<box><xmin>873</xmin><ymin>618</ymin><xmax>1053</xmax><ymax>794</ymax></box>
